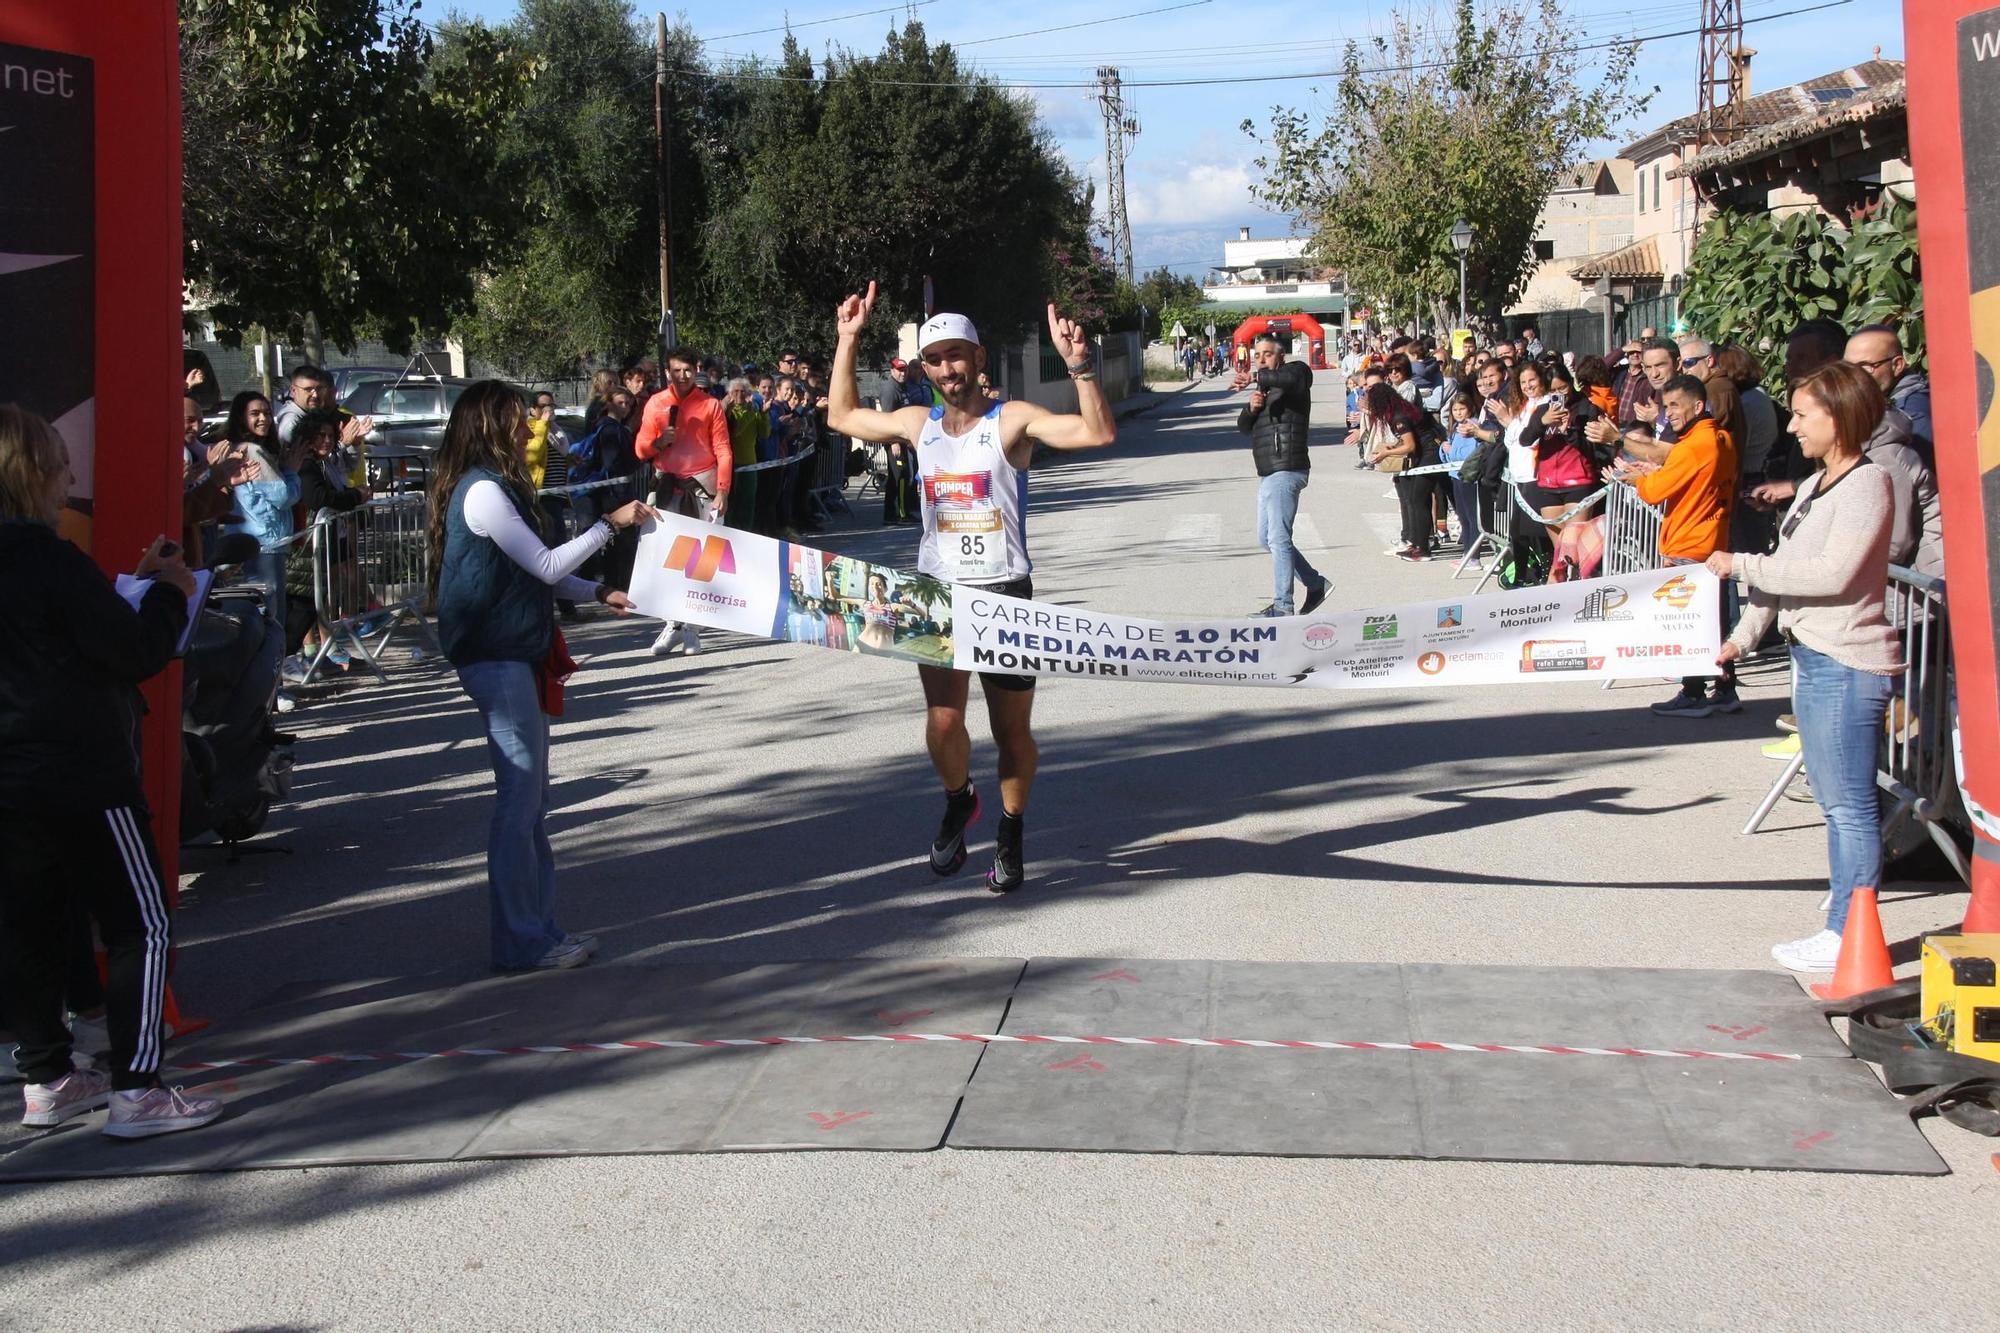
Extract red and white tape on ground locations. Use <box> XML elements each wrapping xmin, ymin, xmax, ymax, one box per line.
<box><xmin>166</xmin><ymin>1031</ymin><xmax>1806</xmax><ymax>1073</ymax></box>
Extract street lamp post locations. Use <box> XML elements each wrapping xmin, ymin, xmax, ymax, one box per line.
<box><xmin>1450</xmin><ymin>217</ymin><xmax>1472</xmax><ymax>332</ymax></box>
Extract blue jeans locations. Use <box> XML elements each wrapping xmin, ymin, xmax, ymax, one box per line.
<box><xmin>1792</xmin><ymin>644</ymin><xmax>1895</xmax><ymax>933</ymax></box>
<box><xmin>1257</xmin><ymin>469</ymin><xmax>1322</xmax><ymax>612</ymax></box>
<box><xmin>249</xmin><ymin>550</ymin><xmax>287</xmax><ymax>634</ymax></box>
<box><xmin>456</xmin><ymin>659</ymin><xmax>565</xmax><ymax>969</ymax></box>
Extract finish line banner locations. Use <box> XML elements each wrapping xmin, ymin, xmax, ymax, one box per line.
<box><xmin>628</xmin><ymin>515</ymin><xmax>1721</xmax><ymax>690</ymax></box>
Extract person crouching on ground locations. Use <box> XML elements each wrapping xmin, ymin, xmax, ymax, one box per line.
<box><xmin>1708</xmin><ymin>362</ymin><xmax>1902</xmax><ymax>973</ymax></box>
<box><xmin>429</xmin><ymin>382</ymin><xmax>654</xmax><ymax>972</ymax></box>
<box><xmin>0</xmin><ymin>403</ymin><xmax>227</xmax><ymax>1138</ymax></box>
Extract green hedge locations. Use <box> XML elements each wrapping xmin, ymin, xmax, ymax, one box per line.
<box><xmin>1679</xmin><ymin>193</ymin><xmax>1921</xmax><ymax>394</ymax></box>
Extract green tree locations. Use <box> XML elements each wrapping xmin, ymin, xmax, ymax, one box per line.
<box><xmin>180</xmin><ymin>0</ymin><xmax>530</xmax><ymax>356</ymax></box>
<box><xmin>1679</xmin><ymin>193</ymin><xmax>1922</xmax><ymax>392</ymax></box>
<box><xmin>1130</xmin><ymin>265</ymin><xmax>1208</xmax><ymax>339</ymax></box>
<box><xmin>696</xmin><ymin>23</ymin><xmax>1090</xmax><ymax>359</ymax></box>
<box><xmin>449</xmin><ymin>0</ymin><xmax>732</xmax><ymax>377</ymax></box>
<box><xmin>1243</xmin><ymin>0</ymin><xmax>1649</xmax><ymax>326</ymax></box>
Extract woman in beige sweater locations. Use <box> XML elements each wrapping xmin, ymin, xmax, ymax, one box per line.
<box><xmin>1706</xmin><ymin>361</ymin><xmax>1903</xmax><ymax>973</ymax></box>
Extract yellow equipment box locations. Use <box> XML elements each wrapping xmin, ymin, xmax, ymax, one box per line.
<box><xmin>1919</xmin><ymin>934</ymin><xmax>2000</xmax><ymax>1064</ymax></box>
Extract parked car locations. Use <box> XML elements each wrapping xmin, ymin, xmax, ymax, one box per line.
<box><xmin>342</xmin><ymin>375</ymin><xmax>584</xmax><ymax>493</ymax></box>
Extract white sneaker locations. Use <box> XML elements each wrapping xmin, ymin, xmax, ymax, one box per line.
<box><xmin>275</xmin><ymin>691</ymin><xmax>298</xmax><ymax>714</ymax></box>
<box><xmin>562</xmin><ymin>932</ymin><xmax>600</xmax><ymax>958</ymax></box>
<box><xmin>22</xmin><ymin>1066</ymin><xmax>112</xmax><ymax>1126</ymax></box>
<box><xmin>681</xmin><ymin>626</ymin><xmax>702</xmax><ymax>655</ymax></box>
<box><xmin>530</xmin><ymin>938</ymin><xmax>592</xmax><ymax>970</ymax></box>
<box><xmin>1771</xmin><ymin>928</ymin><xmax>1843</xmax><ymax>973</ymax></box>
<box><xmin>651</xmin><ymin>622</ymin><xmax>682</xmax><ymax>657</ymax></box>
<box><xmin>102</xmin><ymin>1084</ymin><xmax>225</xmax><ymax>1138</ymax></box>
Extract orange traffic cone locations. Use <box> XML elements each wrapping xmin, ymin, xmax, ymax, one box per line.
<box><xmin>1962</xmin><ymin>857</ymin><xmax>2000</xmax><ymax>934</ymax></box>
<box><xmin>1811</xmin><ymin>887</ymin><xmax>1895</xmax><ymax>1000</ymax></box>
<box><xmin>162</xmin><ymin>983</ymin><xmax>211</xmax><ymax>1039</ymax></box>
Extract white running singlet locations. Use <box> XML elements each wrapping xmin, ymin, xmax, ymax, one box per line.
<box><xmin>915</xmin><ymin>402</ymin><xmax>1030</xmax><ymax>585</ymax></box>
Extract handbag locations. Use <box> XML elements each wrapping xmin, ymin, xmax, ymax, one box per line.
<box><xmin>1376</xmin><ymin>453</ymin><xmax>1408</xmax><ymax>474</ymax></box>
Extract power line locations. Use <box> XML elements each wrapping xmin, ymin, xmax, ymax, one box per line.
<box><xmin>699</xmin><ymin>0</ymin><xmax>941</xmax><ymax>44</ymax></box>
<box><xmin>690</xmin><ymin>0</ymin><xmax>1852</xmax><ymax>91</ymax></box>
<box><xmin>955</xmin><ymin>0</ymin><xmax>1213</xmax><ymax>48</ymax></box>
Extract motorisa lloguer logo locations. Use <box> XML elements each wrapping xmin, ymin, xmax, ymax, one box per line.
<box><xmin>1303</xmin><ymin>623</ymin><xmax>1338</xmax><ymax>651</ymax></box>
<box><xmin>665</xmin><ymin>534</ymin><xmax>735</xmax><ymax>582</ymax></box>
<box><xmin>1361</xmin><ymin>614</ymin><xmax>1398</xmax><ymax>642</ymax></box>
<box><xmin>1572</xmin><ymin>584</ymin><xmax>1631</xmax><ymax>623</ymax></box>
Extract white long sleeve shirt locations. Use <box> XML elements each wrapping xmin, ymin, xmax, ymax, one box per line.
<box><xmin>462</xmin><ymin>479</ymin><xmax>609</xmax><ymax>604</ymax></box>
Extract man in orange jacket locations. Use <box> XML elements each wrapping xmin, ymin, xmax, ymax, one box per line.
<box><xmin>635</xmin><ymin>345</ymin><xmax>733</xmax><ymax>656</ymax></box>
<box><xmin>1624</xmin><ymin>374</ymin><xmax>1740</xmax><ymax>718</ymax></box>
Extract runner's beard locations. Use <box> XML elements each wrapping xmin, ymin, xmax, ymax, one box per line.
<box><xmin>933</xmin><ymin>378</ymin><xmax>984</xmax><ymax>414</ymax></box>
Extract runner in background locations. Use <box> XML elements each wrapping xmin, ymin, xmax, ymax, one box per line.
<box><xmin>827</xmin><ymin>282</ymin><xmax>1115</xmax><ymax>894</ymax></box>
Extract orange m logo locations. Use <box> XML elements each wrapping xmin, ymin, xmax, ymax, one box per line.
<box><xmin>665</xmin><ymin>534</ymin><xmax>736</xmax><ymax>582</ymax></box>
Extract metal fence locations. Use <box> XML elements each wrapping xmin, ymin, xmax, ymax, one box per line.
<box><xmin>1600</xmin><ymin>481</ymin><xmax>1666</xmax><ymax>577</ymax></box>
<box><xmin>294</xmin><ymin>495</ymin><xmax>441</xmax><ymax>684</ymax></box>
<box><xmin>1738</xmin><ymin>566</ymin><xmax>1968</xmax><ymax>881</ymax></box>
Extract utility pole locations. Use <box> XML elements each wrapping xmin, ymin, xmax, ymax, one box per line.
<box><xmin>1694</xmin><ymin>0</ymin><xmax>1749</xmax><ymax>150</ymax></box>
<box><xmin>654</xmin><ymin>13</ymin><xmax>676</xmax><ymax>362</ymax></box>
<box><xmin>1092</xmin><ymin>67</ymin><xmax>1138</xmax><ymax>284</ymax></box>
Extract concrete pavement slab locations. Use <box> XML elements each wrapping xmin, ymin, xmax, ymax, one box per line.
<box><xmin>948</xmin><ymin>958</ymin><xmax>1944</xmax><ymax>1173</ymax></box>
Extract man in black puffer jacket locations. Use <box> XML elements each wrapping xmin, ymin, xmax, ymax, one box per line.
<box><xmin>1234</xmin><ymin>335</ymin><xmax>1330</xmax><ymax>617</ymax></box>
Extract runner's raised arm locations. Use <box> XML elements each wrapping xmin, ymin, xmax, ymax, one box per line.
<box><xmin>1008</xmin><ymin>302</ymin><xmax>1117</xmax><ymax>462</ymax></box>
<box><xmin>828</xmin><ymin>281</ymin><xmax>927</xmax><ymax>446</ymax></box>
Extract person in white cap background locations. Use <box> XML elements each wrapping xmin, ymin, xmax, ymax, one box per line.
<box><xmin>827</xmin><ymin>281</ymin><xmax>1115</xmax><ymax>894</ymax></box>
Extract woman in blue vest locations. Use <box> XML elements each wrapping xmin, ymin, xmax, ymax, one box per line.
<box><xmin>430</xmin><ymin>382</ymin><xmax>652</xmax><ymax>971</ymax></box>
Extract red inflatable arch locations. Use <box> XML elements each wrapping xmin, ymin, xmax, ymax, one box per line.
<box><xmin>1231</xmin><ymin>313</ymin><xmax>1329</xmax><ymax>369</ymax></box>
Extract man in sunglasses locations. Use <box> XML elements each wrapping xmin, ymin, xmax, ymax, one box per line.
<box><xmin>1679</xmin><ymin>337</ymin><xmax>1744</xmax><ymax>465</ymax></box>
<box><xmin>1845</xmin><ymin>324</ymin><xmax>1933</xmax><ymax>464</ymax></box>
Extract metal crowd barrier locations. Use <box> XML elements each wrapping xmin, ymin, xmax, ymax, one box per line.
<box><xmin>1600</xmin><ymin>480</ymin><xmax>1665</xmax><ymax>577</ymax></box>
<box><xmin>1740</xmin><ymin>565</ymin><xmax>1968</xmax><ymax>882</ymax></box>
<box><xmin>1467</xmin><ymin>480</ymin><xmax>1522</xmax><ymax>594</ymax></box>
<box><xmin>297</xmin><ymin>494</ymin><xmax>441</xmax><ymax>684</ymax></box>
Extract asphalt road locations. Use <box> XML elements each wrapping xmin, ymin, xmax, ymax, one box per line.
<box><xmin>4</xmin><ymin>376</ymin><xmax>1994</xmax><ymax>1331</ymax></box>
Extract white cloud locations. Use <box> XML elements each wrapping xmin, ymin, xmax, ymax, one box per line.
<box><xmin>1025</xmin><ymin>88</ymin><xmax>1100</xmax><ymax>144</ymax></box>
<box><xmin>1126</xmin><ymin>160</ymin><xmax>1260</xmax><ymax>228</ymax></box>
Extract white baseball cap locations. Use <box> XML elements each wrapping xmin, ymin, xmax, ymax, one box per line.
<box><xmin>918</xmin><ymin>312</ymin><xmax>981</xmax><ymax>352</ymax></box>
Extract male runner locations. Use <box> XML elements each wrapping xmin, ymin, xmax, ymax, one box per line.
<box><xmin>827</xmin><ymin>282</ymin><xmax>1114</xmax><ymax>893</ymax></box>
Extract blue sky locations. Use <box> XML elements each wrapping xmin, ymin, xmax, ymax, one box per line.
<box><xmin>443</xmin><ymin>0</ymin><xmax>1906</xmax><ymax>274</ymax></box>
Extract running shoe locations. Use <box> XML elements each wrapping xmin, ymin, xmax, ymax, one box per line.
<box><xmin>1396</xmin><ymin>546</ymin><xmax>1432</xmax><ymax>563</ymax></box>
<box><xmin>987</xmin><ymin>813</ymin><xmax>1024</xmax><ymax>894</ymax></box>
<box><xmin>1299</xmin><ymin>578</ymin><xmax>1331</xmax><ymax>616</ymax></box>
<box><xmin>21</xmin><ymin>1067</ymin><xmax>111</xmax><ymax>1127</ymax></box>
<box><xmin>1250</xmin><ymin>603</ymin><xmax>1291</xmax><ymax>618</ymax></box>
<box><xmin>102</xmin><ymin>1085</ymin><xmax>225</xmax><ymax>1139</ymax></box>
<box><xmin>530</xmin><ymin>938</ymin><xmax>593</xmax><ymax>970</ymax></box>
<box><xmin>1649</xmin><ymin>690</ymin><xmax>1714</xmax><ymax>718</ymax></box>
<box><xmin>930</xmin><ymin>782</ymin><xmax>980</xmax><ymax>876</ymax></box>
<box><xmin>562</xmin><ymin>932</ymin><xmax>600</xmax><ymax>958</ymax></box>
<box><xmin>1777</xmin><ymin>713</ymin><xmax>1798</xmax><ymax>734</ymax></box>
<box><xmin>1762</xmin><ymin>733</ymin><xmax>1802</xmax><ymax>760</ymax></box>
<box><xmin>1707</xmin><ymin>687</ymin><xmax>1743</xmax><ymax>715</ymax></box>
